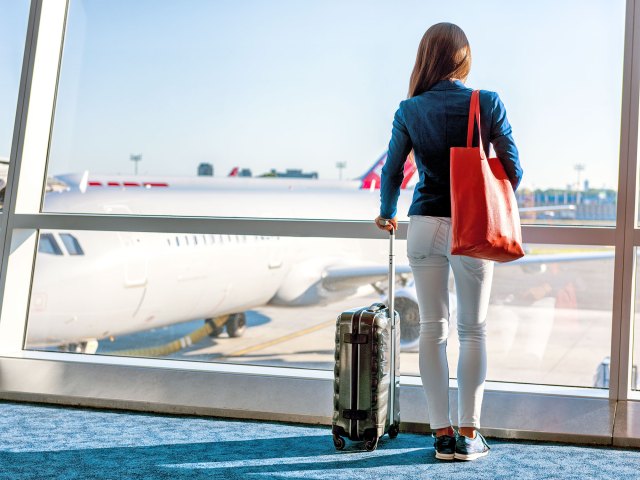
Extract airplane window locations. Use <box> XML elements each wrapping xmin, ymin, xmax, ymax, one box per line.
<box><xmin>193</xmin><ymin>235</ymin><xmax>198</xmax><ymax>245</ymax></box>
<box><xmin>175</xmin><ymin>236</ymin><xmax>180</xmax><ymax>247</ymax></box>
<box><xmin>166</xmin><ymin>238</ymin><xmax>171</xmax><ymax>246</ymax></box>
<box><xmin>59</xmin><ymin>233</ymin><xmax>85</xmax><ymax>255</ymax></box>
<box><xmin>38</xmin><ymin>233</ymin><xmax>63</xmax><ymax>256</ymax></box>
<box><xmin>184</xmin><ymin>235</ymin><xmax>190</xmax><ymax>246</ymax></box>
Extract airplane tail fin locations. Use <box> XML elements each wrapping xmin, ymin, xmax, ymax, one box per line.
<box><xmin>359</xmin><ymin>151</ymin><xmax>417</xmax><ymax>190</ymax></box>
<box><xmin>401</xmin><ymin>151</ymin><xmax>417</xmax><ymax>189</ymax></box>
<box><xmin>79</xmin><ymin>170</ymin><xmax>89</xmax><ymax>194</ymax></box>
<box><xmin>228</xmin><ymin>167</ymin><xmax>239</xmax><ymax>177</ymax></box>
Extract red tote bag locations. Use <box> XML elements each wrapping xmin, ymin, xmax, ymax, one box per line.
<box><xmin>450</xmin><ymin>90</ymin><xmax>524</xmax><ymax>262</ymax></box>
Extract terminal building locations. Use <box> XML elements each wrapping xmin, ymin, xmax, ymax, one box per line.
<box><xmin>0</xmin><ymin>1</ymin><xmax>638</xmax><ymax>478</ymax></box>
<box><xmin>263</xmin><ymin>168</ymin><xmax>319</xmax><ymax>179</ymax></box>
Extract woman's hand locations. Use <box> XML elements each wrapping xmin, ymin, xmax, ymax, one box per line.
<box><xmin>374</xmin><ymin>215</ymin><xmax>397</xmax><ymax>232</ymax></box>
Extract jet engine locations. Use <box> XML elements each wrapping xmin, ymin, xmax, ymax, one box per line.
<box><xmin>383</xmin><ymin>284</ymin><xmax>420</xmax><ymax>352</ymax></box>
<box><xmin>383</xmin><ymin>280</ymin><xmax>458</xmax><ymax>352</ymax></box>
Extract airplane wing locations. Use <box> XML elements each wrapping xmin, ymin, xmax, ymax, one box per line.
<box><xmin>519</xmin><ymin>205</ymin><xmax>576</xmax><ymax>213</ymax></box>
<box><xmin>322</xmin><ymin>264</ymin><xmax>412</xmax><ymax>291</ymax></box>
<box><xmin>323</xmin><ymin>250</ymin><xmax>613</xmax><ymax>290</ymax></box>
<box><xmin>507</xmin><ymin>250</ymin><xmax>614</xmax><ymax>265</ymax></box>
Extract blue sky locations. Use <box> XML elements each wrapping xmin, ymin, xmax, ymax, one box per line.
<box><xmin>0</xmin><ymin>0</ymin><xmax>29</xmax><ymax>159</ymax></box>
<box><xmin>0</xmin><ymin>0</ymin><xmax>627</xmax><ymax>189</ymax></box>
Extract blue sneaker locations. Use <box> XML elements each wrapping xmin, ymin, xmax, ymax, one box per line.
<box><xmin>454</xmin><ymin>431</ymin><xmax>490</xmax><ymax>461</ymax></box>
<box><xmin>432</xmin><ymin>433</ymin><xmax>456</xmax><ymax>460</ymax></box>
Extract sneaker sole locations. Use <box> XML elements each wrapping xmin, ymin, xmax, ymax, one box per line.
<box><xmin>454</xmin><ymin>450</ymin><xmax>489</xmax><ymax>461</ymax></box>
<box><xmin>435</xmin><ymin>452</ymin><xmax>455</xmax><ymax>460</ymax></box>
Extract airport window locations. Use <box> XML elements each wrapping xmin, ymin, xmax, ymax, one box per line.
<box><xmin>0</xmin><ymin>0</ymin><xmax>30</xmax><ymax>210</ymax></box>
<box><xmin>38</xmin><ymin>1</ymin><xmax>624</xmax><ymax>226</ymax></box>
<box><xmin>59</xmin><ymin>234</ymin><xmax>84</xmax><ymax>256</ymax></box>
<box><xmin>23</xmin><ymin>231</ymin><xmax>613</xmax><ymax>389</ymax></box>
<box><xmin>632</xmin><ymin>250</ymin><xmax>640</xmax><ymax>391</ymax></box>
<box><xmin>37</xmin><ymin>233</ymin><xmax>63</xmax><ymax>256</ymax></box>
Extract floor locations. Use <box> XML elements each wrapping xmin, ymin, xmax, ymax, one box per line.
<box><xmin>0</xmin><ymin>401</ymin><xmax>638</xmax><ymax>479</ymax></box>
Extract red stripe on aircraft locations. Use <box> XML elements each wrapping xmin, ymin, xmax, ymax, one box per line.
<box><xmin>143</xmin><ymin>182</ymin><xmax>169</xmax><ymax>187</ymax></box>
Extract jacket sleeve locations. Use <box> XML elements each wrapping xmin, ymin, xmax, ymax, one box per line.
<box><xmin>490</xmin><ymin>93</ymin><xmax>523</xmax><ymax>190</ymax></box>
<box><xmin>380</xmin><ymin>104</ymin><xmax>412</xmax><ymax>218</ymax></box>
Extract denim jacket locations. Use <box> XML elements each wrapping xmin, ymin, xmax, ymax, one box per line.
<box><xmin>380</xmin><ymin>79</ymin><xmax>522</xmax><ymax>219</ymax></box>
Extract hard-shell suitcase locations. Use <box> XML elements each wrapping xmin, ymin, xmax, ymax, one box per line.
<box><xmin>332</xmin><ymin>230</ymin><xmax>400</xmax><ymax>451</ymax></box>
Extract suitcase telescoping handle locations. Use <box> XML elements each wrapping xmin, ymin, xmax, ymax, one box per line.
<box><xmin>388</xmin><ymin>228</ymin><xmax>395</xmax><ymax>326</ymax></box>
<box><xmin>387</xmin><ymin>227</ymin><xmax>397</xmax><ymax>433</ymax></box>
<box><xmin>378</xmin><ymin>221</ymin><xmax>398</xmax><ymax>434</ymax></box>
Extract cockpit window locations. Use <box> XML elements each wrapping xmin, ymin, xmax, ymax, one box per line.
<box><xmin>59</xmin><ymin>233</ymin><xmax>84</xmax><ymax>255</ymax></box>
<box><xmin>38</xmin><ymin>233</ymin><xmax>63</xmax><ymax>256</ymax></box>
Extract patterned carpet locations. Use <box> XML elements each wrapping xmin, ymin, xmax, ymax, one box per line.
<box><xmin>0</xmin><ymin>401</ymin><xmax>638</xmax><ymax>480</ymax></box>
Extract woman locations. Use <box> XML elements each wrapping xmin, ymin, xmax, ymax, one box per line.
<box><xmin>375</xmin><ymin>23</ymin><xmax>522</xmax><ymax>461</ymax></box>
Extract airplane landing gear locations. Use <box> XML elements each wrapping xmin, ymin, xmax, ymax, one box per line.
<box><xmin>206</xmin><ymin>316</ymin><xmax>226</xmax><ymax>337</ymax></box>
<box><xmin>59</xmin><ymin>339</ymin><xmax>99</xmax><ymax>354</ymax></box>
<box><xmin>206</xmin><ymin>313</ymin><xmax>247</xmax><ymax>338</ymax></box>
<box><xmin>226</xmin><ymin>312</ymin><xmax>246</xmax><ymax>338</ymax></box>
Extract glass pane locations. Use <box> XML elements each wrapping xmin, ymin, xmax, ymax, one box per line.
<box><xmin>44</xmin><ymin>0</ymin><xmax>624</xmax><ymax>223</ymax></box>
<box><xmin>0</xmin><ymin>0</ymin><xmax>30</xmax><ymax>209</ymax></box>
<box><xmin>631</xmin><ymin>249</ymin><xmax>640</xmax><ymax>390</ymax></box>
<box><xmin>26</xmin><ymin>232</ymin><xmax>613</xmax><ymax>388</ymax></box>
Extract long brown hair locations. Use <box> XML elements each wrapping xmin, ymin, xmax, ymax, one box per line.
<box><xmin>408</xmin><ymin>23</ymin><xmax>471</xmax><ymax>98</ymax></box>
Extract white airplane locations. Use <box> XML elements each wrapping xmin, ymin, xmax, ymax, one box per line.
<box><xmin>26</xmin><ymin>154</ymin><xmax>423</xmax><ymax>353</ymax></box>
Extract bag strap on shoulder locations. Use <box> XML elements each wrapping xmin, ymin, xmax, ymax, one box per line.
<box><xmin>466</xmin><ymin>90</ymin><xmax>486</xmax><ymax>157</ymax></box>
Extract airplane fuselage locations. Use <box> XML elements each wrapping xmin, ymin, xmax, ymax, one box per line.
<box><xmin>27</xmin><ymin>183</ymin><xmax>412</xmax><ymax>346</ymax></box>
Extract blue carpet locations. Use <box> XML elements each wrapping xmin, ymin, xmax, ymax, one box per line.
<box><xmin>0</xmin><ymin>402</ymin><xmax>638</xmax><ymax>480</ymax></box>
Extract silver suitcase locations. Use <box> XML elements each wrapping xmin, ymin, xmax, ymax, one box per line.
<box><xmin>332</xmin><ymin>230</ymin><xmax>400</xmax><ymax>451</ymax></box>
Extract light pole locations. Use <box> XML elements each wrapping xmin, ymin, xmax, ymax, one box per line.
<box><xmin>336</xmin><ymin>161</ymin><xmax>346</xmax><ymax>180</ymax></box>
<box><xmin>574</xmin><ymin>163</ymin><xmax>585</xmax><ymax>205</ymax></box>
<box><xmin>130</xmin><ymin>154</ymin><xmax>142</xmax><ymax>175</ymax></box>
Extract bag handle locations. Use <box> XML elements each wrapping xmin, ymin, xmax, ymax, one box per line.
<box><xmin>466</xmin><ymin>90</ymin><xmax>486</xmax><ymax>158</ymax></box>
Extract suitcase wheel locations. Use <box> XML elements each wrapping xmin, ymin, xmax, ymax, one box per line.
<box><xmin>364</xmin><ymin>434</ymin><xmax>379</xmax><ymax>452</ymax></box>
<box><xmin>332</xmin><ymin>434</ymin><xmax>345</xmax><ymax>450</ymax></box>
<box><xmin>388</xmin><ymin>424</ymin><xmax>399</xmax><ymax>439</ymax></box>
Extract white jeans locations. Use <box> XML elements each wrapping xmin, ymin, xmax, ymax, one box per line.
<box><xmin>407</xmin><ymin>216</ymin><xmax>494</xmax><ymax>429</ymax></box>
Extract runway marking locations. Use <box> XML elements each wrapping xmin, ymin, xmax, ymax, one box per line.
<box><xmin>223</xmin><ymin>319</ymin><xmax>336</xmax><ymax>357</ymax></box>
